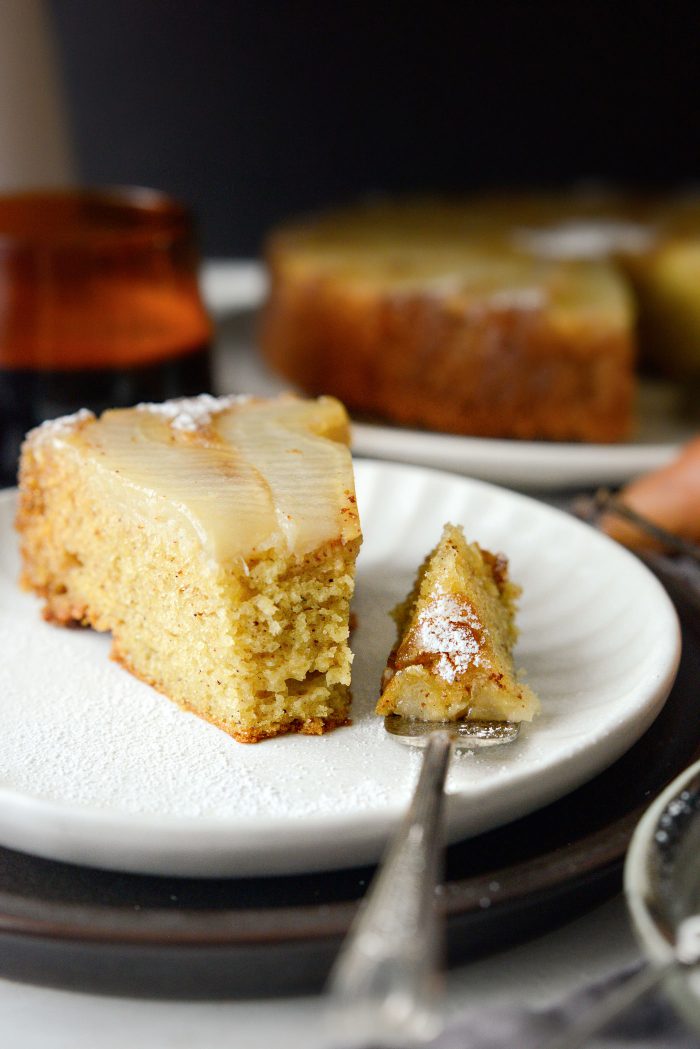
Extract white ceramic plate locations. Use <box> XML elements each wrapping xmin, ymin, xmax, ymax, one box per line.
<box><xmin>204</xmin><ymin>259</ymin><xmax>697</xmax><ymax>489</ymax></box>
<box><xmin>200</xmin><ymin>258</ymin><xmax>268</xmax><ymax>316</ymax></box>
<box><xmin>0</xmin><ymin>462</ymin><xmax>680</xmax><ymax>878</ymax></box>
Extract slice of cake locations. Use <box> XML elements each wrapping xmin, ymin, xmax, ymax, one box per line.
<box><xmin>261</xmin><ymin>199</ymin><xmax>635</xmax><ymax>443</ymax></box>
<box><xmin>376</xmin><ymin>524</ymin><xmax>538</xmax><ymax>723</ymax></box>
<box><xmin>16</xmin><ymin>393</ymin><xmax>362</xmax><ymax>742</ymax></box>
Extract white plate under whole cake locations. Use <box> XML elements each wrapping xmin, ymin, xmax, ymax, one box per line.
<box><xmin>0</xmin><ymin>461</ymin><xmax>680</xmax><ymax>877</ymax></box>
<box><xmin>203</xmin><ymin>259</ymin><xmax>698</xmax><ymax>490</ymax></box>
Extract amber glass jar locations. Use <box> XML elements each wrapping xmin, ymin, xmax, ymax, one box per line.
<box><xmin>0</xmin><ymin>187</ymin><xmax>212</xmax><ymax>485</ymax></box>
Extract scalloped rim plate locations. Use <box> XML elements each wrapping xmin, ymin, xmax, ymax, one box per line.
<box><xmin>0</xmin><ymin>462</ymin><xmax>680</xmax><ymax>876</ymax></box>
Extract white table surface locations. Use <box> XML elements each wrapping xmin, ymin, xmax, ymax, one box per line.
<box><xmin>0</xmin><ymin>894</ymin><xmax>639</xmax><ymax>1049</ymax></box>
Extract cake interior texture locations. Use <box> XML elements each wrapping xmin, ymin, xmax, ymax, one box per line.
<box><xmin>376</xmin><ymin>523</ymin><xmax>538</xmax><ymax>723</ymax></box>
<box><xmin>16</xmin><ymin>394</ymin><xmax>362</xmax><ymax>743</ymax></box>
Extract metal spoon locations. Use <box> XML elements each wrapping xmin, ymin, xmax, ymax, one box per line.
<box><xmin>539</xmin><ymin>915</ymin><xmax>700</xmax><ymax>1049</ymax></box>
<box><xmin>326</xmin><ymin>715</ymin><xmax>520</xmax><ymax>1048</ymax></box>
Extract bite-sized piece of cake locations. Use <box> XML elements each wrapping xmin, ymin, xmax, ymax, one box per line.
<box><xmin>376</xmin><ymin>524</ymin><xmax>538</xmax><ymax>723</ymax></box>
<box><xmin>16</xmin><ymin>393</ymin><xmax>362</xmax><ymax>743</ymax></box>
<box><xmin>261</xmin><ymin>200</ymin><xmax>636</xmax><ymax>442</ymax></box>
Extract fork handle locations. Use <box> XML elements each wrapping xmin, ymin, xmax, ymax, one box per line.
<box><xmin>327</xmin><ymin>731</ymin><xmax>452</xmax><ymax>1047</ymax></box>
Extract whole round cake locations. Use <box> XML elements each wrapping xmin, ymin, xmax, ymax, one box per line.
<box><xmin>260</xmin><ymin>193</ymin><xmax>700</xmax><ymax>443</ymax></box>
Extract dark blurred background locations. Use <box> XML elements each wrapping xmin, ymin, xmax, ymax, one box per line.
<box><xmin>47</xmin><ymin>1</ymin><xmax>700</xmax><ymax>257</ymax></box>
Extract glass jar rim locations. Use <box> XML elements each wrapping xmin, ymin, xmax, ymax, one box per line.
<box><xmin>0</xmin><ymin>186</ymin><xmax>193</xmax><ymax>251</ymax></box>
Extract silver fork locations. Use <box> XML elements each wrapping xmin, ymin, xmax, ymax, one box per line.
<box><xmin>326</xmin><ymin>715</ymin><xmax>520</xmax><ymax>1048</ymax></box>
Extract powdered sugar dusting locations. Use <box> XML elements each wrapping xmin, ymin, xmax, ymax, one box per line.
<box><xmin>25</xmin><ymin>393</ymin><xmax>255</xmax><ymax>446</ymax></box>
<box><xmin>486</xmin><ymin>287</ymin><xmax>547</xmax><ymax>311</ymax></box>
<box><xmin>136</xmin><ymin>393</ymin><xmax>251</xmax><ymax>432</ymax></box>
<box><xmin>415</xmin><ymin>592</ymin><xmax>489</xmax><ymax>682</ymax></box>
<box><xmin>410</xmin><ymin>278</ymin><xmax>547</xmax><ymax>311</ymax></box>
<box><xmin>513</xmin><ymin>220</ymin><xmax>655</xmax><ymax>260</ymax></box>
<box><xmin>28</xmin><ymin>408</ymin><xmax>95</xmax><ymax>443</ymax></box>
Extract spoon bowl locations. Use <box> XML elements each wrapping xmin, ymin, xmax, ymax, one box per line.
<box><xmin>625</xmin><ymin>757</ymin><xmax>700</xmax><ymax>1034</ymax></box>
<box><xmin>384</xmin><ymin>714</ymin><xmax>521</xmax><ymax>748</ymax></box>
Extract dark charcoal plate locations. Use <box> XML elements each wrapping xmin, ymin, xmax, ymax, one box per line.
<box><xmin>0</xmin><ymin>618</ymin><xmax>698</xmax><ymax>1001</ymax></box>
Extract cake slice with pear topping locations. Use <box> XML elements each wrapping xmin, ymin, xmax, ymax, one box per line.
<box><xmin>16</xmin><ymin>393</ymin><xmax>362</xmax><ymax>742</ymax></box>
